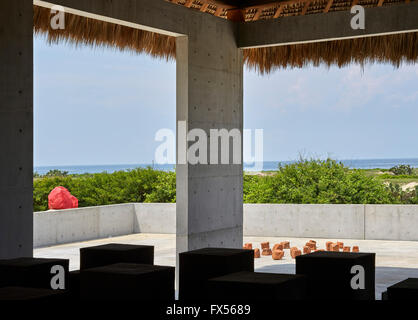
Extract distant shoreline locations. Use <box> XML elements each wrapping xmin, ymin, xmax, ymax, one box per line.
<box><xmin>34</xmin><ymin>158</ymin><xmax>418</xmax><ymax>175</ymax></box>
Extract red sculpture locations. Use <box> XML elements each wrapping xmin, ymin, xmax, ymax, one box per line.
<box><xmin>48</xmin><ymin>186</ymin><xmax>78</xmax><ymax>210</ymax></box>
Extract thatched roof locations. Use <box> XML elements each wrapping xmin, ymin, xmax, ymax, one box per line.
<box><xmin>168</xmin><ymin>0</ymin><xmax>412</xmax><ymax>21</ymax></box>
<box><xmin>34</xmin><ymin>5</ymin><xmax>175</xmax><ymax>60</ymax></box>
<box><xmin>245</xmin><ymin>32</ymin><xmax>418</xmax><ymax>73</ymax></box>
<box><xmin>34</xmin><ymin>2</ymin><xmax>417</xmax><ymax>73</ymax></box>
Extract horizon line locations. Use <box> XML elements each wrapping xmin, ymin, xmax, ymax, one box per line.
<box><xmin>34</xmin><ymin>157</ymin><xmax>418</xmax><ymax>168</ymax></box>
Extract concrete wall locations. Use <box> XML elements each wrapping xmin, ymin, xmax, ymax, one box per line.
<box><xmin>134</xmin><ymin>203</ymin><xmax>176</xmax><ymax>234</ymax></box>
<box><xmin>244</xmin><ymin>204</ymin><xmax>365</xmax><ymax>239</ymax></box>
<box><xmin>34</xmin><ymin>204</ymin><xmax>135</xmax><ymax>248</ymax></box>
<box><xmin>175</xmin><ymin>14</ymin><xmax>243</xmax><ymax>256</ymax></box>
<box><xmin>365</xmin><ymin>205</ymin><xmax>418</xmax><ymax>241</ymax></box>
<box><xmin>34</xmin><ymin>203</ymin><xmax>176</xmax><ymax>247</ymax></box>
<box><xmin>34</xmin><ymin>203</ymin><xmax>418</xmax><ymax>247</ymax></box>
<box><xmin>0</xmin><ymin>1</ymin><xmax>33</xmax><ymax>258</ymax></box>
<box><xmin>245</xmin><ymin>204</ymin><xmax>418</xmax><ymax>240</ymax></box>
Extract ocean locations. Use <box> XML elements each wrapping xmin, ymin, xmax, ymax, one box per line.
<box><xmin>34</xmin><ymin>158</ymin><xmax>418</xmax><ymax>175</ymax></box>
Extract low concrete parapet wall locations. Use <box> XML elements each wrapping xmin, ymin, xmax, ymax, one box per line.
<box><xmin>133</xmin><ymin>203</ymin><xmax>176</xmax><ymax>234</ymax></box>
<box><xmin>244</xmin><ymin>204</ymin><xmax>418</xmax><ymax>241</ymax></box>
<box><xmin>365</xmin><ymin>205</ymin><xmax>418</xmax><ymax>241</ymax></box>
<box><xmin>243</xmin><ymin>204</ymin><xmax>365</xmax><ymax>239</ymax></box>
<box><xmin>34</xmin><ymin>203</ymin><xmax>135</xmax><ymax>248</ymax></box>
<box><xmin>34</xmin><ymin>203</ymin><xmax>418</xmax><ymax>247</ymax></box>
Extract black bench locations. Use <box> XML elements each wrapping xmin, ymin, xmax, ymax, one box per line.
<box><xmin>387</xmin><ymin>278</ymin><xmax>418</xmax><ymax>300</ymax></box>
<box><xmin>296</xmin><ymin>251</ymin><xmax>375</xmax><ymax>300</ymax></box>
<box><xmin>0</xmin><ymin>257</ymin><xmax>69</xmax><ymax>290</ymax></box>
<box><xmin>80</xmin><ymin>263</ymin><xmax>175</xmax><ymax>300</ymax></box>
<box><xmin>179</xmin><ymin>247</ymin><xmax>254</xmax><ymax>300</ymax></box>
<box><xmin>68</xmin><ymin>270</ymin><xmax>81</xmax><ymax>300</ymax></box>
<box><xmin>207</xmin><ymin>271</ymin><xmax>307</xmax><ymax>300</ymax></box>
<box><xmin>80</xmin><ymin>243</ymin><xmax>154</xmax><ymax>269</ymax></box>
<box><xmin>0</xmin><ymin>287</ymin><xmax>66</xmax><ymax>301</ymax></box>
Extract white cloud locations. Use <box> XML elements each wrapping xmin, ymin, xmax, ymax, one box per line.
<box><xmin>332</xmin><ymin>64</ymin><xmax>418</xmax><ymax>111</ymax></box>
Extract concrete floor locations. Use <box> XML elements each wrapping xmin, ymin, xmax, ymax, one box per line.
<box><xmin>34</xmin><ymin>233</ymin><xmax>418</xmax><ymax>299</ymax></box>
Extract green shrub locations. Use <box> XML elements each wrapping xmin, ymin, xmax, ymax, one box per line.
<box><xmin>390</xmin><ymin>165</ymin><xmax>413</xmax><ymax>176</ymax></box>
<box><xmin>243</xmin><ymin>175</ymin><xmax>276</xmax><ymax>203</ymax></box>
<box><xmin>33</xmin><ymin>167</ymin><xmax>175</xmax><ymax>211</ymax></box>
<box><xmin>33</xmin><ymin>160</ymin><xmax>413</xmax><ymax>211</ymax></box>
<box><xmin>410</xmin><ymin>187</ymin><xmax>418</xmax><ymax>204</ymax></box>
<box><xmin>244</xmin><ymin>159</ymin><xmax>395</xmax><ymax>204</ymax></box>
<box><xmin>387</xmin><ymin>183</ymin><xmax>418</xmax><ymax>204</ymax></box>
<box><xmin>145</xmin><ymin>171</ymin><xmax>176</xmax><ymax>203</ymax></box>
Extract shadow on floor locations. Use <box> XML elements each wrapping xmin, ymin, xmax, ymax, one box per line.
<box><xmin>255</xmin><ymin>264</ymin><xmax>418</xmax><ymax>300</ymax></box>
<box><xmin>375</xmin><ymin>266</ymin><xmax>418</xmax><ymax>299</ymax></box>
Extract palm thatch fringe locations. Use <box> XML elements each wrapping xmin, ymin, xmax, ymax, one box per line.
<box><xmin>244</xmin><ymin>32</ymin><xmax>418</xmax><ymax>74</ymax></box>
<box><xmin>34</xmin><ymin>5</ymin><xmax>417</xmax><ymax>73</ymax></box>
<box><xmin>33</xmin><ymin>5</ymin><xmax>176</xmax><ymax>60</ymax></box>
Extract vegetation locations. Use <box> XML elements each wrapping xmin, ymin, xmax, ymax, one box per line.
<box><xmin>244</xmin><ymin>159</ymin><xmax>395</xmax><ymax>204</ymax></box>
<box><xmin>389</xmin><ymin>164</ymin><xmax>414</xmax><ymax>176</ymax></box>
<box><xmin>33</xmin><ymin>159</ymin><xmax>418</xmax><ymax>211</ymax></box>
<box><xmin>386</xmin><ymin>183</ymin><xmax>418</xmax><ymax>204</ymax></box>
<box><xmin>33</xmin><ymin>168</ymin><xmax>176</xmax><ymax>211</ymax></box>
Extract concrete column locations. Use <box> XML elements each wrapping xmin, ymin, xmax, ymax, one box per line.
<box><xmin>176</xmin><ymin>16</ymin><xmax>243</xmax><ymax>258</ymax></box>
<box><xmin>0</xmin><ymin>1</ymin><xmax>33</xmax><ymax>258</ymax></box>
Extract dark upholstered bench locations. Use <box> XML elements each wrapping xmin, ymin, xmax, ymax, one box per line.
<box><xmin>387</xmin><ymin>278</ymin><xmax>418</xmax><ymax>300</ymax></box>
<box><xmin>179</xmin><ymin>247</ymin><xmax>254</xmax><ymax>300</ymax></box>
<box><xmin>207</xmin><ymin>271</ymin><xmax>307</xmax><ymax>300</ymax></box>
<box><xmin>0</xmin><ymin>257</ymin><xmax>69</xmax><ymax>290</ymax></box>
<box><xmin>296</xmin><ymin>251</ymin><xmax>375</xmax><ymax>300</ymax></box>
<box><xmin>0</xmin><ymin>287</ymin><xmax>66</xmax><ymax>301</ymax></box>
<box><xmin>80</xmin><ymin>243</ymin><xmax>154</xmax><ymax>269</ymax></box>
<box><xmin>80</xmin><ymin>263</ymin><xmax>174</xmax><ymax>300</ymax></box>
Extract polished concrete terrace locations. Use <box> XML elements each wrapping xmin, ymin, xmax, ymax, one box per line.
<box><xmin>34</xmin><ymin>233</ymin><xmax>418</xmax><ymax>300</ymax></box>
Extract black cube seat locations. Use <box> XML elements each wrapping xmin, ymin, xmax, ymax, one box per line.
<box><xmin>179</xmin><ymin>247</ymin><xmax>254</xmax><ymax>300</ymax></box>
<box><xmin>296</xmin><ymin>251</ymin><xmax>375</xmax><ymax>300</ymax></box>
<box><xmin>0</xmin><ymin>257</ymin><xmax>69</xmax><ymax>290</ymax></box>
<box><xmin>80</xmin><ymin>263</ymin><xmax>175</xmax><ymax>300</ymax></box>
<box><xmin>68</xmin><ymin>270</ymin><xmax>81</xmax><ymax>300</ymax></box>
<box><xmin>387</xmin><ymin>278</ymin><xmax>418</xmax><ymax>300</ymax></box>
<box><xmin>80</xmin><ymin>243</ymin><xmax>154</xmax><ymax>270</ymax></box>
<box><xmin>0</xmin><ymin>287</ymin><xmax>66</xmax><ymax>301</ymax></box>
<box><xmin>207</xmin><ymin>271</ymin><xmax>307</xmax><ymax>301</ymax></box>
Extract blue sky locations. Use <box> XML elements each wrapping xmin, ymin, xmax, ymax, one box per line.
<box><xmin>34</xmin><ymin>36</ymin><xmax>418</xmax><ymax>166</ymax></box>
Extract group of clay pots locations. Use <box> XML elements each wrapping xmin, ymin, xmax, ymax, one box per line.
<box><xmin>324</xmin><ymin>241</ymin><xmax>359</xmax><ymax>253</ymax></box>
<box><xmin>243</xmin><ymin>241</ymin><xmax>291</xmax><ymax>260</ymax></box>
<box><xmin>243</xmin><ymin>240</ymin><xmax>360</xmax><ymax>261</ymax></box>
